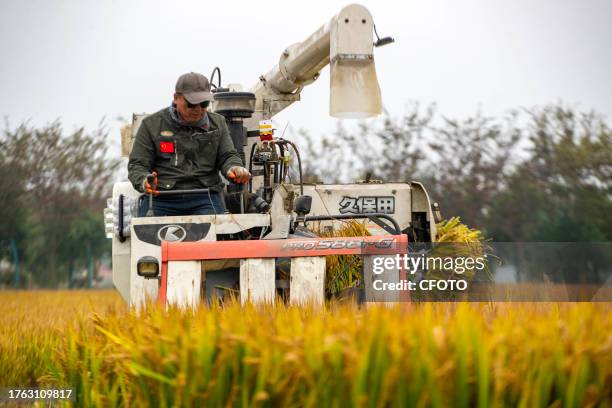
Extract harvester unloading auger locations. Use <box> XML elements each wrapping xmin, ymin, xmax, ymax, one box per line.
<box><xmin>105</xmin><ymin>4</ymin><xmax>440</xmax><ymax>308</ymax></box>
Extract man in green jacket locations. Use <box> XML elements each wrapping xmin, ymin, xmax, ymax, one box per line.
<box><xmin>128</xmin><ymin>72</ymin><xmax>250</xmax><ymax>216</ymax></box>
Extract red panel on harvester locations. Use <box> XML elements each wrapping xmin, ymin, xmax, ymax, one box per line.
<box><xmin>161</xmin><ymin>235</ymin><xmax>408</xmax><ymax>261</ymax></box>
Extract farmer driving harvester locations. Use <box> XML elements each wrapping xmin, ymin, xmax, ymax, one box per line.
<box><xmin>127</xmin><ymin>72</ymin><xmax>251</xmax><ymax>216</ymax></box>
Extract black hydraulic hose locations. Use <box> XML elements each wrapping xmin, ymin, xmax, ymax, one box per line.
<box><xmin>278</xmin><ymin>143</ymin><xmax>285</xmax><ymax>183</ymax></box>
<box><xmin>304</xmin><ymin>213</ymin><xmax>401</xmax><ymax>235</ymax></box>
<box><xmin>275</xmin><ymin>140</ymin><xmax>286</xmax><ymax>181</ymax></box>
<box><xmin>273</xmin><ymin>144</ymin><xmax>279</xmax><ymax>185</ymax></box>
<box><xmin>276</xmin><ymin>143</ymin><xmax>285</xmax><ymax>184</ymax></box>
<box><xmin>248</xmin><ymin>142</ymin><xmax>257</xmax><ymax>193</ymax></box>
<box><xmin>248</xmin><ymin>138</ymin><xmax>302</xmax><ymax>195</ymax></box>
<box><xmin>290</xmin><ymin>141</ymin><xmax>304</xmax><ymax>196</ymax></box>
<box><xmin>279</xmin><ymin>139</ymin><xmax>303</xmax><ymax>195</ymax></box>
<box><xmin>280</xmin><ymin>142</ymin><xmax>290</xmax><ymax>180</ymax></box>
<box><xmin>210</xmin><ymin>67</ymin><xmax>222</xmax><ymax>89</ymax></box>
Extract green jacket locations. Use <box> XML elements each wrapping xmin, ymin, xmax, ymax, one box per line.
<box><xmin>128</xmin><ymin>108</ymin><xmax>242</xmax><ymax>193</ymax></box>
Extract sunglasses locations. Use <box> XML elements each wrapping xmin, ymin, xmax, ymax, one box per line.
<box><xmin>185</xmin><ymin>99</ymin><xmax>210</xmax><ymax>109</ymax></box>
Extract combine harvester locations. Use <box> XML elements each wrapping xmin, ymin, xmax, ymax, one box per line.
<box><xmin>104</xmin><ymin>4</ymin><xmax>439</xmax><ymax>309</ymax></box>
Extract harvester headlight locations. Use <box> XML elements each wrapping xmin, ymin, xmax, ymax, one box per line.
<box><xmin>137</xmin><ymin>256</ymin><xmax>159</xmax><ymax>279</ymax></box>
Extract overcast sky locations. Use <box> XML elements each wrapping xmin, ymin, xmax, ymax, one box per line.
<box><xmin>1</xmin><ymin>0</ymin><xmax>611</xmax><ymax>151</ymax></box>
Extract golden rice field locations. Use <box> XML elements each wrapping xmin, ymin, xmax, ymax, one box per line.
<box><xmin>0</xmin><ymin>290</ymin><xmax>611</xmax><ymax>407</ymax></box>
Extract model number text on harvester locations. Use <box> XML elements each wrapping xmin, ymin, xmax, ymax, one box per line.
<box><xmin>281</xmin><ymin>238</ymin><xmax>395</xmax><ymax>251</ymax></box>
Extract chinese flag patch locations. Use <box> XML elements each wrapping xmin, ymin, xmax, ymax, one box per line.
<box><xmin>160</xmin><ymin>141</ymin><xmax>175</xmax><ymax>153</ymax></box>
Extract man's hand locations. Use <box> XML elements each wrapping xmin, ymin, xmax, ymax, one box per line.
<box><xmin>143</xmin><ymin>172</ymin><xmax>160</xmax><ymax>196</ymax></box>
<box><xmin>227</xmin><ymin>166</ymin><xmax>251</xmax><ymax>184</ymax></box>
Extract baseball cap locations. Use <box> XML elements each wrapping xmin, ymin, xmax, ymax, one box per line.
<box><xmin>175</xmin><ymin>72</ymin><xmax>214</xmax><ymax>104</ymax></box>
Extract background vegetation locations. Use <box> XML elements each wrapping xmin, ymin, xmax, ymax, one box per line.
<box><xmin>301</xmin><ymin>103</ymin><xmax>611</xmax><ymax>244</ymax></box>
<box><xmin>0</xmin><ymin>102</ymin><xmax>610</xmax><ymax>287</ymax></box>
<box><xmin>0</xmin><ymin>121</ymin><xmax>120</xmax><ymax>288</ymax></box>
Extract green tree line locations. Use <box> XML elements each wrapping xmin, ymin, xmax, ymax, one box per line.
<box><xmin>301</xmin><ymin>103</ymin><xmax>612</xmax><ymax>243</ymax></box>
<box><xmin>0</xmin><ymin>121</ymin><xmax>120</xmax><ymax>288</ymax></box>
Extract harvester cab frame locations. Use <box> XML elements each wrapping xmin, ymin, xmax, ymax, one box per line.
<box><xmin>105</xmin><ymin>4</ymin><xmax>439</xmax><ymax>309</ymax></box>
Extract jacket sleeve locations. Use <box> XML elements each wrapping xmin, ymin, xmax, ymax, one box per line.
<box><xmin>127</xmin><ymin>119</ymin><xmax>155</xmax><ymax>193</ymax></box>
<box><xmin>216</xmin><ymin>117</ymin><xmax>244</xmax><ymax>176</ymax></box>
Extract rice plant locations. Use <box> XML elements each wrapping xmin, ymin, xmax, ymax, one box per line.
<box><xmin>1</xmin><ymin>291</ymin><xmax>610</xmax><ymax>407</ymax></box>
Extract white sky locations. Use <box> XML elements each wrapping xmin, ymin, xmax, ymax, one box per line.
<box><xmin>1</xmin><ymin>0</ymin><xmax>611</xmax><ymax>153</ymax></box>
